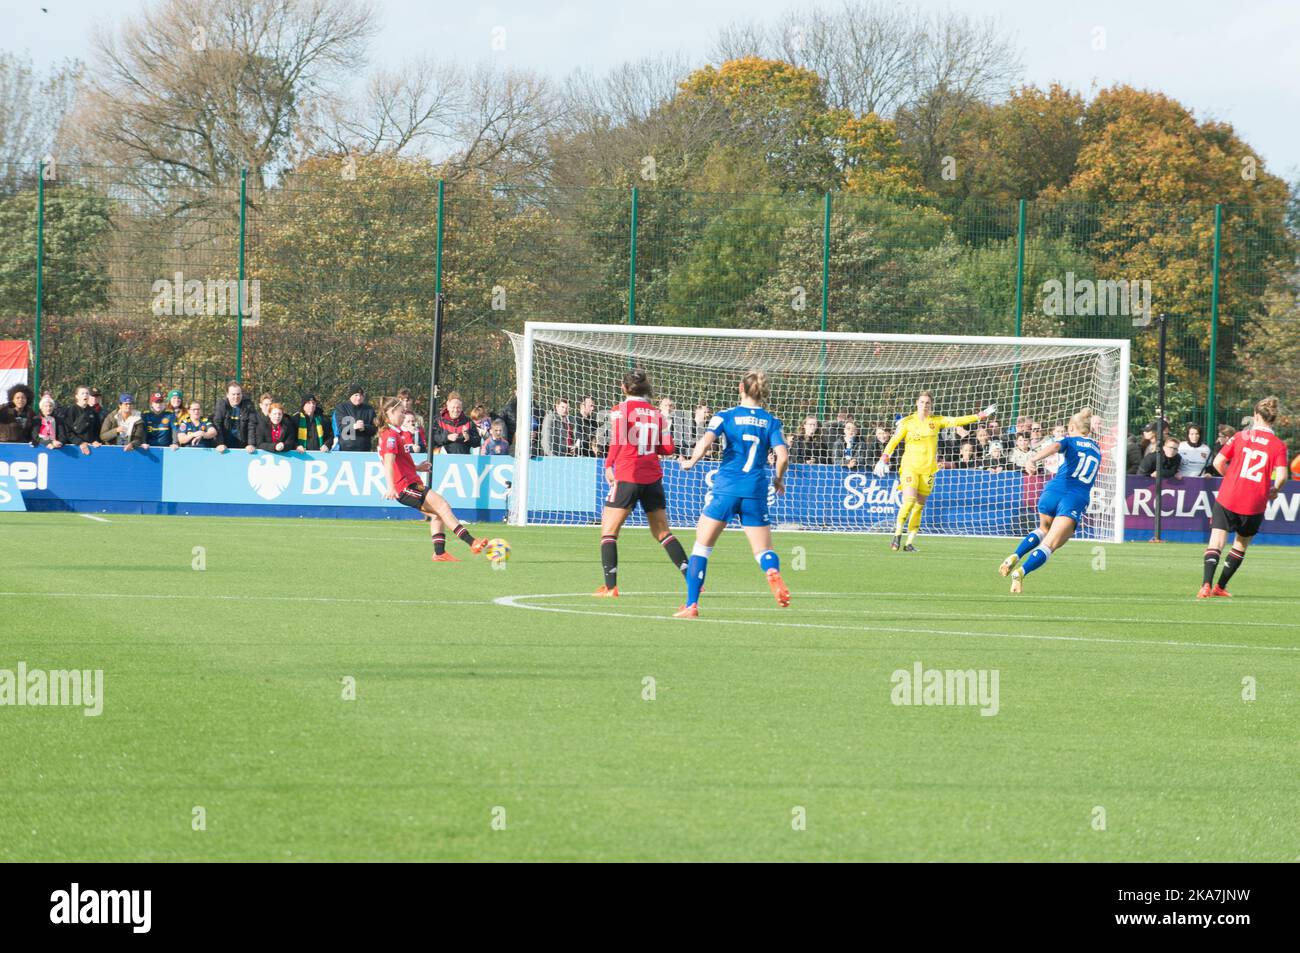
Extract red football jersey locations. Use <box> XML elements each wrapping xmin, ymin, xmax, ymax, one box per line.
<box><xmin>398</xmin><ymin>427</ymin><xmax>425</xmax><ymax>454</ymax></box>
<box><xmin>1216</xmin><ymin>427</ymin><xmax>1288</xmax><ymax>515</ymax></box>
<box><xmin>605</xmin><ymin>398</ymin><xmax>674</xmax><ymax>483</ymax></box>
<box><xmin>379</xmin><ymin>425</ymin><xmax>420</xmax><ymax>492</ymax></box>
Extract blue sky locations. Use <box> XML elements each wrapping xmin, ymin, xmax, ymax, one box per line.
<box><xmin>9</xmin><ymin>0</ymin><xmax>1299</xmax><ymax>179</ymax></box>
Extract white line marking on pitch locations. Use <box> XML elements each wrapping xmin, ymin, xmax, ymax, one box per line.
<box><xmin>493</xmin><ymin>593</ymin><xmax>1300</xmax><ymax>653</ymax></box>
<box><xmin>0</xmin><ymin>591</ymin><xmax>485</xmax><ymax>607</ymax></box>
<box><xmin>538</xmin><ymin>602</ymin><xmax>1300</xmax><ymax>631</ymax></box>
<box><xmin>77</xmin><ymin>514</ymin><xmax>111</xmax><ymax>523</ymax></box>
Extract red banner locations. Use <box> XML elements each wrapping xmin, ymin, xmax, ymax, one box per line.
<box><xmin>0</xmin><ymin>340</ymin><xmax>28</xmax><ymax>392</ymax></box>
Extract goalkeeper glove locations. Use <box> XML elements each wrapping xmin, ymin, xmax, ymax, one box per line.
<box><xmin>981</xmin><ymin>402</ymin><xmax>998</xmax><ymax>419</ymax></box>
<box><xmin>873</xmin><ymin>458</ymin><xmax>888</xmax><ymax>478</ymax></box>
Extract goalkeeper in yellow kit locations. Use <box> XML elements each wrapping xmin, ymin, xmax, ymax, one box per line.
<box><xmin>874</xmin><ymin>391</ymin><xmax>996</xmax><ymax>551</ymax></box>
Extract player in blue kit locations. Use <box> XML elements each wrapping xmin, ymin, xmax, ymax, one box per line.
<box><xmin>673</xmin><ymin>370</ymin><xmax>790</xmax><ymax>618</ymax></box>
<box><xmin>999</xmin><ymin>407</ymin><xmax>1102</xmax><ymax>593</ymax></box>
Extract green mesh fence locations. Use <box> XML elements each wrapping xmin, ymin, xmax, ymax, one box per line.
<box><xmin>1</xmin><ymin>161</ymin><xmax>1294</xmax><ymax>439</ymax></box>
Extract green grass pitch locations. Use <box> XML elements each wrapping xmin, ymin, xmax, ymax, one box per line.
<box><xmin>2</xmin><ymin>511</ymin><xmax>1298</xmax><ymax>862</ymax></box>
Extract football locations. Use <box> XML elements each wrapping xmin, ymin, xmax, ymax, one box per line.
<box><xmin>484</xmin><ymin>538</ymin><xmax>511</xmax><ymax>563</ymax></box>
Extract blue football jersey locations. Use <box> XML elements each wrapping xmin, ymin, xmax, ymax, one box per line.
<box><xmin>1049</xmin><ymin>435</ymin><xmax>1102</xmax><ymax>494</ymax></box>
<box><xmin>708</xmin><ymin>405</ymin><xmax>786</xmax><ymax>499</ymax></box>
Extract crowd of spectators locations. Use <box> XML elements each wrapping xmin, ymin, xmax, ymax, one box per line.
<box><xmin>0</xmin><ymin>380</ymin><xmax>524</xmax><ymax>457</ymax></box>
<box><xmin>6</xmin><ymin>380</ymin><xmax>1295</xmax><ymax>482</ymax></box>
<box><xmin>1125</xmin><ymin>419</ymin><xmax>1255</xmax><ymax>478</ymax></box>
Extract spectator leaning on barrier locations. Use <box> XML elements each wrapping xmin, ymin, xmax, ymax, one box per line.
<box><xmin>293</xmin><ymin>395</ymin><xmax>333</xmax><ymax>451</ymax></box>
<box><xmin>0</xmin><ymin>384</ymin><xmax>36</xmax><ymax>443</ymax></box>
<box><xmin>1178</xmin><ymin>424</ymin><xmax>1211</xmax><ymax>477</ymax></box>
<box><xmin>333</xmin><ymin>384</ymin><xmax>376</xmax><ymax>452</ymax></box>
<box><xmin>470</xmin><ymin>404</ymin><xmax>492</xmax><ymax>444</ymax></box>
<box><xmin>1203</xmin><ymin>425</ymin><xmax>1236</xmax><ymax>477</ymax></box>
<box><xmin>540</xmin><ymin>398</ymin><xmax>573</xmax><ymax>456</ymax></box>
<box><xmin>496</xmin><ymin>391</ymin><xmax>518</xmax><ymax>446</ymax></box>
<box><xmin>837</xmin><ymin>420</ymin><xmax>867</xmax><ymax>470</ymax></box>
<box><xmin>1044</xmin><ymin>424</ymin><xmax>1066</xmax><ymax>475</ymax></box>
<box><xmin>177</xmin><ymin>401</ymin><xmax>218</xmax><ymax>447</ymax></box>
<box><xmin>789</xmin><ymin>415</ymin><xmax>828</xmax><ymax>466</ymax></box>
<box><xmin>142</xmin><ymin>391</ymin><xmax>178</xmax><ymax>449</ymax></box>
<box><xmin>688</xmin><ymin>403</ymin><xmax>714</xmax><ymax>457</ymax></box>
<box><xmin>213</xmin><ymin>381</ymin><xmax>256</xmax><ymax>453</ymax></box>
<box><xmin>250</xmin><ymin>393</ymin><xmax>274</xmax><ymax>444</ymax></box>
<box><xmin>255</xmin><ymin>402</ymin><xmax>296</xmax><ymax>453</ymax></box>
<box><xmin>31</xmin><ymin>394</ymin><xmax>66</xmax><ymax>448</ymax></box>
<box><xmin>954</xmin><ymin>441</ymin><xmax>978</xmax><ymax>468</ymax></box>
<box><xmin>985</xmin><ymin>443</ymin><xmax>1006</xmax><ymax>473</ymax></box>
<box><xmin>65</xmin><ymin>385</ymin><xmax>103</xmax><ymax>454</ymax></box>
<box><xmin>1009</xmin><ymin>431</ymin><xmax>1037</xmax><ymax>471</ymax></box>
<box><xmin>396</xmin><ymin>388</ymin><xmax>425</xmax><ymax>432</ymax></box>
<box><xmin>100</xmin><ymin>394</ymin><xmax>147</xmax><ymax>451</ymax></box>
<box><xmin>483</xmin><ymin>419</ymin><xmax>510</xmax><ymax>456</ymax></box>
<box><xmin>658</xmin><ymin>396</ymin><xmax>688</xmax><ymax>446</ymax></box>
<box><xmin>433</xmin><ymin>391</ymin><xmax>479</xmax><ymax>455</ymax></box>
<box><xmin>573</xmin><ymin>395</ymin><xmax>599</xmax><ymax>456</ymax></box>
<box><xmin>400</xmin><ymin>411</ymin><xmax>426</xmax><ymax>453</ymax></box>
<box><xmin>867</xmin><ymin>424</ymin><xmax>893</xmax><ymax>471</ymax></box>
<box><xmin>1140</xmin><ymin>437</ymin><xmax>1182</xmax><ymax>479</ymax></box>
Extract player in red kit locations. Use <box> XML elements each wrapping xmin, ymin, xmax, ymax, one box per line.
<box><xmin>594</xmin><ymin>368</ymin><xmax>690</xmax><ymax>596</ymax></box>
<box><xmin>1199</xmin><ymin>396</ymin><xmax>1289</xmax><ymax>597</ymax></box>
<box><xmin>377</xmin><ymin>397</ymin><xmax>488</xmax><ymax>563</ymax></box>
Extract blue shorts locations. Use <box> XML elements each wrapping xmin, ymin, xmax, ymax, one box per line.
<box><xmin>1037</xmin><ymin>485</ymin><xmax>1089</xmax><ymax>523</ymax></box>
<box><xmin>702</xmin><ymin>492</ymin><xmax>770</xmax><ymax>527</ymax></box>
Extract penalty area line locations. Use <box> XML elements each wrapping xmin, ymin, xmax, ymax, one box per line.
<box><xmin>77</xmin><ymin>513</ymin><xmax>111</xmax><ymax>523</ymax></box>
<box><xmin>492</xmin><ymin>592</ymin><xmax>1300</xmax><ymax>653</ymax></box>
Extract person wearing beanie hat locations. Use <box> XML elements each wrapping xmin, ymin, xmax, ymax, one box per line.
<box><xmin>165</xmin><ymin>388</ymin><xmax>185</xmax><ymax>416</ymax></box>
<box><xmin>332</xmin><ymin>385</ymin><xmax>376</xmax><ymax>452</ymax></box>
<box><xmin>293</xmin><ymin>394</ymin><xmax>334</xmax><ymax>451</ymax></box>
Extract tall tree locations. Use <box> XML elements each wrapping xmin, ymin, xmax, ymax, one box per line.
<box><xmin>68</xmin><ymin>0</ymin><xmax>376</xmax><ymax>193</ymax></box>
<box><xmin>0</xmin><ymin>53</ymin><xmax>81</xmax><ymax>170</ymax></box>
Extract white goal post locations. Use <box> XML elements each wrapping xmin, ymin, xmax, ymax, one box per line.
<box><xmin>509</xmin><ymin>323</ymin><xmax>1129</xmax><ymax>542</ymax></box>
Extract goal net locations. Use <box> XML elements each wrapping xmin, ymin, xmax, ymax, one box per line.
<box><xmin>508</xmin><ymin>324</ymin><xmax>1129</xmax><ymax>541</ymax></box>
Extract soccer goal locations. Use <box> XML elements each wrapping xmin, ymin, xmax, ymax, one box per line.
<box><xmin>508</xmin><ymin>323</ymin><xmax>1129</xmax><ymax>542</ymax></box>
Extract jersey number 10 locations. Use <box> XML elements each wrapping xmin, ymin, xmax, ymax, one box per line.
<box><xmin>634</xmin><ymin>420</ymin><xmax>659</xmax><ymax>456</ymax></box>
<box><xmin>1071</xmin><ymin>454</ymin><xmax>1099</xmax><ymax>485</ymax></box>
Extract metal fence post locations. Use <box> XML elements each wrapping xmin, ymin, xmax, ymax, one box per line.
<box><xmin>236</xmin><ymin>167</ymin><xmax>247</xmax><ymax>382</ymax></box>
<box><xmin>1207</xmin><ymin>203</ymin><xmax>1222</xmax><ymax>432</ymax></box>
<box><xmin>34</xmin><ymin>160</ymin><xmax>47</xmax><ymax>394</ymax></box>
<box><xmin>1010</xmin><ymin>198</ymin><xmax>1027</xmax><ymax>425</ymax></box>
<box><xmin>818</xmin><ymin>191</ymin><xmax>831</xmax><ymax>418</ymax></box>
<box><xmin>628</xmin><ymin>186</ymin><xmax>638</xmax><ymax>325</ymax></box>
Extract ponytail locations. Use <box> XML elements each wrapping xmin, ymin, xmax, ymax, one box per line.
<box><xmin>741</xmin><ymin>370</ymin><xmax>770</xmax><ymax>404</ymax></box>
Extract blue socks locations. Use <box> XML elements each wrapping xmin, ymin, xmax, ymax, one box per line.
<box><xmin>1021</xmin><ymin>546</ymin><xmax>1050</xmax><ymax>575</ymax></box>
<box><xmin>1015</xmin><ymin>532</ymin><xmax>1041</xmax><ymax>560</ymax></box>
<box><xmin>685</xmin><ymin>543</ymin><xmax>712</xmax><ymax>606</ymax></box>
<box><xmin>685</xmin><ymin>546</ymin><xmax>781</xmax><ymax>607</ymax></box>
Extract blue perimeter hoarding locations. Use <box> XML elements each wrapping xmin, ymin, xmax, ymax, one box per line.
<box><xmin>3</xmin><ymin>444</ymin><xmax>1299</xmax><ymax>544</ymax></box>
